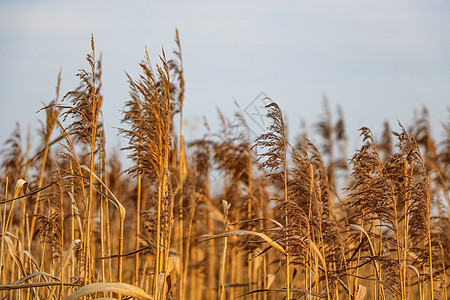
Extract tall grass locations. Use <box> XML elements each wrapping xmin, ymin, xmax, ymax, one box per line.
<box><xmin>0</xmin><ymin>32</ymin><xmax>449</xmax><ymax>300</ymax></box>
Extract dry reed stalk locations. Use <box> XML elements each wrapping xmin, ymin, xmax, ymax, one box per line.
<box><xmin>254</xmin><ymin>101</ymin><xmax>291</xmax><ymax>299</ymax></box>
<box><xmin>26</xmin><ymin>73</ymin><xmax>61</xmax><ymax>279</ymax></box>
<box><xmin>207</xmin><ymin>211</ymin><xmax>216</xmax><ymax>300</ymax></box>
<box><xmin>135</xmin><ymin>163</ymin><xmax>142</xmax><ymax>285</ymax></box>
<box><xmin>348</xmin><ymin>127</ymin><xmax>406</xmax><ymax>298</ymax></box>
<box><xmin>59</xmin><ymin>35</ymin><xmax>103</xmax><ymax>287</ymax></box>
<box><xmin>316</xmin><ymin>97</ymin><xmax>335</xmax><ymax>188</ymax></box>
<box><xmin>120</xmin><ymin>46</ymin><xmax>173</xmax><ymax>300</ymax></box>
<box><xmin>20</xmin><ymin>127</ymin><xmax>31</xmax><ymax>252</ymax></box>
<box><xmin>219</xmin><ymin>200</ymin><xmax>231</xmax><ymax>300</ymax></box>
<box><xmin>1</xmin><ymin>178</ymin><xmax>9</xmax><ymax>292</ymax></box>
<box><xmin>29</xmin><ymin>130</ymin><xmax>52</xmax><ymax>240</ymax></box>
<box><xmin>105</xmin><ymin>163</ymin><xmax>113</xmax><ymax>285</ymax></box>
<box><xmin>168</xmin><ymin>28</ymin><xmax>187</xmax><ymax>300</ymax></box>
<box><xmin>180</xmin><ymin>191</ymin><xmax>198</xmax><ymax>300</ymax></box>
<box><xmin>86</xmin><ymin>47</ymin><xmax>100</xmax><ymax>288</ymax></box>
<box><xmin>55</xmin><ymin>119</ymin><xmax>87</xmax><ymax>292</ymax></box>
<box><xmin>98</xmin><ymin>128</ymin><xmax>106</xmax><ymax>285</ymax></box>
<box><xmin>247</xmin><ymin>147</ymin><xmax>254</xmax><ymax>300</ymax></box>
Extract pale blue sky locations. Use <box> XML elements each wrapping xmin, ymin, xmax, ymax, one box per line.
<box><xmin>0</xmin><ymin>1</ymin><xmax>449</xmax><ymax>156</ymax></box>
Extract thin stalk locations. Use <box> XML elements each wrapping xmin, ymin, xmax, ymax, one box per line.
<box><xmin>105</xmin><ymin>186</ymin><xmax>112</xmax><ymax>283</ymax></box>
<box><xmin>403</xmin><ymin>159</ymin><xmax>413</xmax><ymax>299</ymax></box>
<box><xmin>99</xmin><ymin>130</ymin><xmax>106</xmax><ymax>284</ymax></box>
<box><xmin>20</xmin><ymin>127</ymin><xmax>31</xmax><ymax>248</ymax></box>
<box><xmin>308</xmin><ymin>165</ymin><xmax>314</xmax><ymax>298</ymax></box>
<box><xmin>354</xmin><ymin>213</ymin><xmax>365</xmax><ymax>299</ymax></box>
<box><xmin>219</xmin><ymin>201</ymin><xmax>231</xmax><ymax>300</ymax></box>
<box><xmin>317</xmin><ymin>200</ymin><xmax>330</xmax><ymax>299</ymax></box>
<box><xmin>378</xmin><ymin>218</ymin><xmax>384</xmax><ymax>300</ymax></box>
<box><xmin>84</xmin><ymin>117</ymin><xmax>97</xmax><ymax>286</ymax></box>
<box><xmin>135</xmin><ymin>171</ymin><xmax>142</xmax><ymax>286</ymax></box>
<box><xmin>180</xmin><ymin>195</ymin><xmax>198</xmax><ymax>300</ymax></box>
<box><xmin>178</xmin><ymin>119</ymin><xmax>185</xmax><ymax>300</ymax></box>
<box><xmin>425</xmin><ymin>177</ymin><xmax>434</xmax><ymax>299</ymax></box>
<box><xmin>247</xmin><ymin>148</ymin><xmax>253</xmax><ymax>299</ymax></box>
<box><xmin>153</xmin><ymin>176</ymin><xmax>164</xmax><ymax>299</ymax></box>
<box><xmin>207</xmin><ymin>210</ymin><xmax>216</xmax><ymax>300</ymax></box>
<box><xmin>59</xmin><ymin>177</ymin><xmax>65</xmax><ymax>298</ymax></box>
<box><xmin>281</xmin><ymin>115</ymin><xmax>290</xmax><ymax>300</ymax></box>
<box><xmin>69</xmin><ymin>163</ymin><xmax>76</xmax><ymax>286</ymax></box>
<box><xmin>230</xmin><ymin>246</ymin><xmax>237</xmax><ymax>299</ymax></box>
<box><xmin>1</xmin><ymin>178</ymin><xmax>9</xmax><ymax>290</ymax></box>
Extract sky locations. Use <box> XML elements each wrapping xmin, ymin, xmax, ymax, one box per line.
<box><xmin>0</xmin><ymin>1</ymin><xmax>449</xmax><ymax>160</ymax></box>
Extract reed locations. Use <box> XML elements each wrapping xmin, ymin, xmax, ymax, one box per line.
<box><xmin>0</xmin><ymin>31</ymin><xmax>448</xmax><ymax>300</ymax></box>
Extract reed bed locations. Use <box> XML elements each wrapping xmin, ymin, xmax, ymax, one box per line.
<box><xmin>1</xmin><ymin>32</ymin><xmax>449</xmax><ymax>300</ymax></box>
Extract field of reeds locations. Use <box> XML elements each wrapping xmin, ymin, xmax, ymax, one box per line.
<box><xmin>1</xmin><ymin>32</ymin><xmax>449</xmax><ymax>300</ymax></box>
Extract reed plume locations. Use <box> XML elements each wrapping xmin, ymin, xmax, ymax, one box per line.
<box><xmin>120</xmin><ymin>46</ymin><xmax>173</xmax><ymax>300</ymax></box>
<box><xmin>254</xmin><ymin>100</ymin><xmax>291</xmax><ymax>299</ymax></box>
<box><xmin>0</xmin><ymin>124</ymin><xmax>24</xmax><ymax>195</ymax></box>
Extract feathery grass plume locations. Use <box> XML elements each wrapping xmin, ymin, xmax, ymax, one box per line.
<box><xmin>393</xmin><ymin>126</ymin><xmax>437</xmax><ymax>297</ymax></box>
<box><xmin>0</xmin><ymin>123</ymin><xmax>24</xmax><ymax>196</ymax></box>
<box><xmin>286</xmin><ymin>146</ymin><xmax>314</xmax><ymax>257</ymax></box>
<box><xmin>412</xmin><ymin>107</ymin><xmax>438</xmax><ymax>166</ymax></box>
<box><xmin>316</xmin><ymin>97</ymin><xmax>335</xmax><ymax>187</ymax></box>
<box><xmin>60</xmin><ymin>38</ymin><xmax>103</xmax><ymax>147</ymax></box>
<box><xmin>230</xmin><ymin>110</ymin><xmax>260</xmax><ymax>229</ymax></box>
<box><xmin>168</xmin><ymin>28</ymin><xmax>185</xmax><ymax>119</ymax></box>
<box><xmin>58</xmin><ymin>36</ymin><xmax>103</xmax><ymax>286</ymax></box>
<box><xmin>430</xmin><ymin>217</ymin><xmax>450</xmax><ymax>298</ymax></box>
<box><xmin>178</xmin><ymin>172</ymin><xmax>199</xmax><ymax>300</ymax></box>
<box><xmin>378</xmin><ymin>121</ymin><xmax>393</xmax><ymax>162</ymax></box>
<box><xmin>213</xmin><ymin>110</ymin><xmax>253</xmax><ymax>219</ymax></box>
<box><xmin>35</xmin><ymin>71</ymin><xmax>62</xmax><ymax>176</ymax></box>
<box><xmin>33</xmin><ymin>106</ymin><xmax>60</xmax><ymax>179</ymax></box>
<box><xmin>28</xmin><ymin>73</ymin><xmax>62</xmax><ymax>246</ymax></box>
<box><xmin>440</xmin><ymin>109</ymin><xmax>450</xmax><ymax>174</ymax></box>
<box><xmin>348</xmin><ymin>128</ymin><xmax>398</xmax><ymax>229</ymax></box>
<box><xmin>254</xmin><ymin>101</ymin><xmax>288</xmax><ymax>187</ymax></box>
<box><xmin>106</xmin><ymin>148</ymin><xmax>123</xmax><ymax>192</ymax></box>
<box><xmin>391</xmin><ymin>125</ymin><xmax>436</xmax><ymax>299</ymax></box>
<box><xmin>120</xmin><ymin>48</ymin><xmax>172</xmax><ymax>182</ymax></box>
<box><xmin>334</xmin><ymin>105</ymin><xmax>348</xmax><ymax>171</ymax></box>
<box><xmin>287</xmin><ymin>142</ymin><xmax>343</xmax><ymax>299</ymax></box>
<box><xmin>188</xmin><ymin>138</ymin><xmax>212</xmax><ymax>196</ymax></box>
<box><xmin>34</xmin><ymin>173</ymin><xmax>63</xmax><ymax>259</ymax></box>
<box><xmin>348</xmin><ymin>127</ymin><xmax>405</xmax><ymax>298</ymax></box>
<box><xmin>212</xmin><ymin>109</ymin><xmax>259</xmax><ymax>299</ymax></box>
<box><xmin>186</xmin><ymin>138</ymin><xmax>215</xmax><ymax>299</ymax></box>
<box><xmin>379</xmin><ymin>255</ymin><xmax>403</xmax><ymax>297</ymax></box>
<box><xmin>58</xmin><ymin>148</ymin><xmax>87</xmax><ymax>215</ymax></box>
<box><xmin>438</xmin><ymin>111</ymin><xmax>450</xmax><ymax>225</ymax></box>
<box><xmin>120</xmin><ymin>46</ymin><xmax>173</xmax><ymax>299</ymax></box>
<box><xmin>411</xmin><ymin>107</ymin><xmax>449</xmax><ymax>221</ymax></box>
<box><xmin>254</xmin><ymin>100</ymin><xmax>291</xmax><ymax>299</ymax></box>
<box><xmin>437</xmin><ymin>111</ymin><xmax>450</xmax><ymax>232</ymax></box>
<box><xmin>309</xmin><ymin>143</ymin><xmax>344</xmax><ymax>298</ymax></box>
<box><xmin>54</xmin><ymin>120</ymin><xmax>88</xmax><ymax>288</ymax></box>
<box><xmin>295</xmin><ymin>120</ymin><xmax>309</xmax><ymax>150</ymax></box>
<box><xmin>315</xmin><ymin>98</ymin><xmax>348</xmax><ymax>190</ymax></box>
<box><xmin>35</xmin><ymin>209</ymin><xmax>62</xmax><ymax>260</ymax></box>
